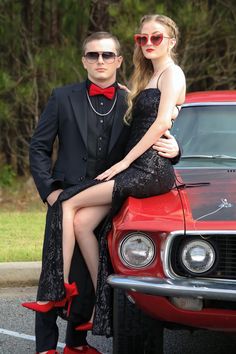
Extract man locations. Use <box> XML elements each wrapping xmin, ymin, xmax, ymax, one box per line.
<box><xmin>29</xmin><ymin>31</ymin><xmax>180</xmax><ymax>354</ymax></box>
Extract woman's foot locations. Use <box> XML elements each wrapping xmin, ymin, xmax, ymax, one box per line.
<box><xmin>76</xmin><ymin>304</ymin><xmax>94</xmax><ymax>331</ymax></box>
<box><xmin>22</xmin><ymin>282</ymin><xmax>79</xmax><ymax>314</ymax></box>
<box><xmin>22</xmin><ymin>298</ymin><xmax>67</xmax><ymax>313</ymax></box>
<box><xmin>75</xmin><ymin>321</ymin><xmax>93</xmax><ymax>331</ymax></box>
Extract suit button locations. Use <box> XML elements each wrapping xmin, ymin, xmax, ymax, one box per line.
<box><xmin>80</xmin><ymin>176</ymin><xmax>84</xmax><ymax>181</ymax></box>
<box><xmin>82</xmin><ymin>157</ymin><xmax>87</xmax><ymax>161</ymax></box>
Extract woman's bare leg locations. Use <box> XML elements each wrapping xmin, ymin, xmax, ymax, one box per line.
<box><xmin>74</xmin><ymin>205</ymin><xmax>110</xmax><ymax>288</ymax></box>
<box><xmin>62</xmin><ymin>180</ymin><xmax>114</xmax><ymax>284</ymax></box>
<box><xmin>73</xmin><ymin>205</ymin><xmax>111</xmax><ymax>324</ymax></box>
<box><xmin>36</xmin><ymin>181</ymin><xmax>114</xmax><ymax>307</ymax></box>
<box><xmin>59</xmin><ymin>206</ymin><xmax>108</xmax><ymax>347</ymax></box>
<box><xmin>64</xmin><ymin>180</ymin><xmax>114</xmax><ymax>210</ymax></box>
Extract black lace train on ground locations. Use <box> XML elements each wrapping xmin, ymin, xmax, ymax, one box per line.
<box><xmin>37</xmin><ymin>89</ymin><xmax>175</xmax><ymax>336</ymax></box>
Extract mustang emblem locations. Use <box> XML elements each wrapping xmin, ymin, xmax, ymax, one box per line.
<box><xmin>218</xmin><ymin>198</ymin><xmax>233</xmax><ymax>208</ymax></box>
<box><xmin>196</xmin><ymin>198</ymin><xmax>233</xmax><ymax>221</ymax></box>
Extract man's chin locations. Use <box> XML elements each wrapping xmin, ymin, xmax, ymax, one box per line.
<box><xmin>94</xmin><ymin>74</ymin><xmax>109</xmax><ymax>81</ymax></box>
<box><xmin>90</xmin><ymin>72</ymin><xmax>111</xmax><ymax>80</ymax></box>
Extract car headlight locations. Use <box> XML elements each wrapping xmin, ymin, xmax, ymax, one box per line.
<box><xmin>181</xmin><ymin>239</ymin><xmax>216</xmax><ymax>274</ymax></box>
<box><xmin>119</xmin><ymin>232</ymin><xmax>156</xmax><ymax>268</ymax></box>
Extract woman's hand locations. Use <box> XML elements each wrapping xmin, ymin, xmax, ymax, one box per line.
<box><xmin>96</xmin><ymin>160</ymin><xmax>130</xmax><ymax>181</ymax></box>
<box><xmin>118</xmin><ymin>83</ymin><xmax>131</xmax><ymax>93</ymax></box>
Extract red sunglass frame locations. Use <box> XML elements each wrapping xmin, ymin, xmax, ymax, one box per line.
<box><xmin>134</xmin><ymin>33</ymin><xmax>166</xmax><ymax>47</ymax></box>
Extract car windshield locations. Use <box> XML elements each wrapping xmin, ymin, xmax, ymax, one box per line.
<box><xmin>171</xmin><ymin>104</ymin><xmax>236</xmax><ymax>168</ymax></box>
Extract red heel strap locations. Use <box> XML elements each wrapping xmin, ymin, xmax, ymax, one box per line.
<box><xmin>75</xmin><ymin>322</ymin><xmax>93</xmax><ymax>331</ymax></box>
<box><xmin>64</xmin><ymin>282</ymin><xmax>79</xmax><ymax>298</ymax></box>
<box><xmin>64</xmin><ymin>282</ymin><xmax>79</xmax><ymax>317</ymax></box>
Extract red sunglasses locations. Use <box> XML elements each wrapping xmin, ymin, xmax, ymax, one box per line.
<box><xmin>134</xmin><ymin>33</ymin><xmax>170</xmax><ymax>47</ymax></box>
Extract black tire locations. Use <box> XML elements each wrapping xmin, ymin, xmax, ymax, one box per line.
<box><xmin>113</xmin><ymin>288</ymin><xmax>164</xmax><ymax>354</ymax></box>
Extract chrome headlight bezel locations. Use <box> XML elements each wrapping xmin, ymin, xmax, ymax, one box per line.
<box><xmin>180</xmin><ymin>239</ymin><xmax>216</xmax><ymax>274</ymax></box>
<box><xmin>119</xmin><ymin>232</ymin><xmax>156</xmax><ymax>269</ymax></box>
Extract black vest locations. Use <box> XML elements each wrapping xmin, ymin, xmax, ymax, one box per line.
<box><xmin>86</xmin><ymin>80</ymin><xmax>117</xmax><ymax>177</ymax></box>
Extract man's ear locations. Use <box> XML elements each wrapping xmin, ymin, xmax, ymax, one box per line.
<box><xmin>82</xmin><ymin>56</ymin><xmax>87</xmax><ymax>70</ymax></box>
<box><xmin>117</xmin><ymin>56</ymin><xmax>123</xmax><ymax>68</ymax></box>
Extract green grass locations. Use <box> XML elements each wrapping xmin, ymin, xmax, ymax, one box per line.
<box><xmin>0</xmin><ymin>212</ymin><xmax>45</xmax><ymax>262</ymax></box>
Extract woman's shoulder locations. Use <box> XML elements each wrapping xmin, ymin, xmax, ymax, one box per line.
<box><xmin>165</xmin><ymin>63</ymin><xmax>185</xmax><ymax>78</ymax></box>
<box><xmin>160</xmin><ymin>64</ymin><xmax>185</xmax><ymax>88</ymax></box>
<box><xmin>158</xmin><ymin>64</ymin><xmax>186</xmax><ymax>101</ymax></box>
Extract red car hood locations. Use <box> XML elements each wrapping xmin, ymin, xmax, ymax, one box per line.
<box><xmin>176</xmin><ymin>168</ymin><xmax>236</xmax><ymax>231</ymax></box>
<box><xmin>113</xmin><ymin>169</ymin><xmax>236</xmax><ymax>233</ymax></box>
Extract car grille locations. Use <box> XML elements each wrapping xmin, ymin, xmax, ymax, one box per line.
<box><xmin>170</xmin><ymin>234</ymin><xmax>236</xmax><ymax>280</ymax></box>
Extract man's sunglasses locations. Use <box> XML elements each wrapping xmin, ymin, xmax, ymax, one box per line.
<box><xmin>84</xmin><ymin>51</ymin><xmax>117</xmax><ymax>64</ymax></box>
<box><xmin>134</xmin><ymin>33</ymin><xmax>170</xmax><ymax>47</ymax></box>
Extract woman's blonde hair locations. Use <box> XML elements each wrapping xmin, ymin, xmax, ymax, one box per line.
<box><xmin>124</xmin><ymin>14</ymin><xmax>179</xmax><ymax>124</ymax></box>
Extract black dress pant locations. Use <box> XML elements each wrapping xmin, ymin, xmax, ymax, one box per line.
<box><xmin>35</xmin><ymin>310</ymin><xmax>87</xmax><ymax>352</ymax></box>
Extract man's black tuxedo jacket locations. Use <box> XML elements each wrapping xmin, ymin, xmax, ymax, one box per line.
<box><xmin>29</xmin><ymin>81</ymin><xmax>130</xmax><ymax>201</ymax></box>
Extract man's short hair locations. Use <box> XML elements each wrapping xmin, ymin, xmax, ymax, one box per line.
<box><xmin>82</xmin><ymin>32</ymin><xmax>121</xmax><ymax>55</ymax></box>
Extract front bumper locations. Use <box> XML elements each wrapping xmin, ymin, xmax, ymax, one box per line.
<box><xmin>107</xmin><ymin>275</ymin><xmax>236</xmax><ymax>301</ymax></box>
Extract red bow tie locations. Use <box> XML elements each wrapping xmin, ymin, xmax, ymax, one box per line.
<box><xmin>89</xmin><ymin>83</ymin><xmax>115</xmax><ymax>100</ymax></box>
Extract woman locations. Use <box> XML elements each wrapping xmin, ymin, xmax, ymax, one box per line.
<box><xmin>23</xmin><ymin>14</ymin><xmax>185</xmax><ymax>335</ymax></box>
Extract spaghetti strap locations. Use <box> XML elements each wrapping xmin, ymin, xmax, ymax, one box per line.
<box><xmin>156</xmin><ymin>64</ymin><xmax>175</xmax><ymax>89</ymax></box>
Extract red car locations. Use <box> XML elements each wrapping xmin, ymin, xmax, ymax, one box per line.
<box><xmin>107</xmin><ymin>91</ymin><xmax>236</xmax><ymax>354</ymax></box>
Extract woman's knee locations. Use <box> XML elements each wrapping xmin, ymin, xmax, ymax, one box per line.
<box><xmin>62</xmin><ymin>198</ymin><xmax>76</xmax><ymax>212</ymax></box>
<box><xmin>73</xmin><ymin>210</ymin><xmax>91</xmax><ymax>235</ymax></box>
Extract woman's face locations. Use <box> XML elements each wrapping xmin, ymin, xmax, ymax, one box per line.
<box><xmin>140</xmin><ymin>20</ymin><xmax>175</xmax><ymax>61</ymax></box>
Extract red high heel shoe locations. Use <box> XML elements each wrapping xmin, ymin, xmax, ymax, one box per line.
<box><xmin>75</xmin><ymin>322</ymin><xmax>93</xmax><ymax>331</ymax></box>
<box><xmin>22</xmin><ymin>298</ymin><xmax>67</xmax><ymax>312</ymax></box>
<box><xmin>22</xmin><ymin>282</ymin><xmax>79</xmax><ymax>314</ymax></box>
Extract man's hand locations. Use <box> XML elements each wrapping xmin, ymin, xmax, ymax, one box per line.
<box><xmin>153</xmin><ymin>130</ymin><xmax>179</xmax><ymax>159</ymax></box>
<box><xmin>46</xmin><ymin>189</ymin><xmax>63</xmax><ymax>206</ymax></box>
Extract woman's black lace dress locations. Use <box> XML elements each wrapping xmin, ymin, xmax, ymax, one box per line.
<box><xmin>37</xmin><ymin>88</ymin><xmax>175</xmax><ymax>336</ymax></box>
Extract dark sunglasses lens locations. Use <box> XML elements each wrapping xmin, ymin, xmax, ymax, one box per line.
<box><xmin>85</xmin><ymin>52</ymin><xmax>99</xmax><ymax>62</ymax></box>
<box><xmin>85</xmin><ymin>52</ymin><xmax>116</xmax><ymax>63</ymax></box>
<box><xmin>102</xmin><ymin>52</ymin><xmax>116</xmax><ymax>62</ymax></box>
<box><xmin>151</xmin><ymin>34</ymin><xmax>163</xmax><ymax>46</ymax></box>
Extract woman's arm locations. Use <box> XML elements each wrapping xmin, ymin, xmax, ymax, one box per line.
<box><xmin>97</xmin><ymin>66</ymin><xmax>185</xmax><ymax>181</ymax></box>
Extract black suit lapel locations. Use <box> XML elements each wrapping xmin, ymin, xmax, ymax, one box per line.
<box><xmin>108</xmin><ymin>91</ymin><xmax>127</xmax><ymax>154</ymax></box>
<box><xmin>69</xmin><ymin>82</ymin><xmax>88</xmax><ymax>148</ymax></box>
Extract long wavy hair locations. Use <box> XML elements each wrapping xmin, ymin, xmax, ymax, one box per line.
<box><xmin>124</xmin><ymin>14</ymin><xmax>179</xmax><ymax>124</ymax></box>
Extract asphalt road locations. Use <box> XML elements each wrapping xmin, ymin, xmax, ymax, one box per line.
<box><xmin>0</xmin><ymin>287</ymin><xmax>235</xmax><ymax>354</ymax></box>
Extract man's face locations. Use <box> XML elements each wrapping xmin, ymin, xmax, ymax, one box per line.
<box><xmin>82</xmin><ymin>38</ymin><xmax>123</xmax><ymax>85</ymax></box>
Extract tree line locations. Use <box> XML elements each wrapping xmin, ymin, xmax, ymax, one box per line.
<box><xmin>0</xmin><ymin>0</ymin><xmax>235</xmax><ymax>177</ymax></box>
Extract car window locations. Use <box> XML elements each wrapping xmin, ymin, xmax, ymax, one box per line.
<box><xmin>171</xmin><ymin>104</ymin><xmax>236</xmax><ymax>168</ymax></box>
